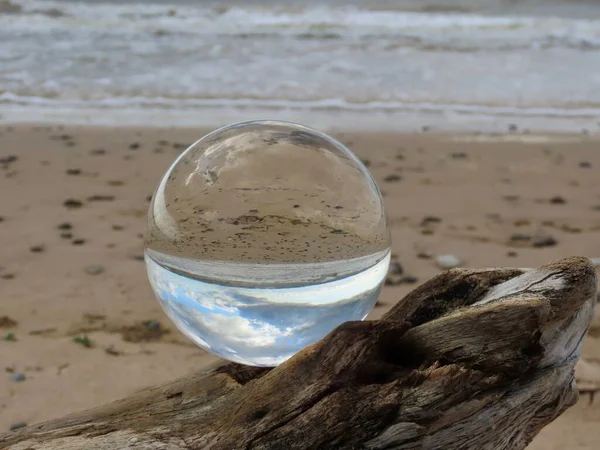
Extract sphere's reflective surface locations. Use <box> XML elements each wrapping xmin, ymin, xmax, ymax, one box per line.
<box><xmin>145</xmin><ymin>120</ymin><xmax>390</xmax><ymax>366</ymax></box>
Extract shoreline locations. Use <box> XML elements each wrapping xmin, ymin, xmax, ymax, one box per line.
<box><xmin>1</xmin><ymin>107</ymin><xmax>599</xmax><ymax>137</ymax></box>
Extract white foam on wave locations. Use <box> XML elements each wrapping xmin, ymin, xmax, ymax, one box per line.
<box><xmin>2</xmin><ymin>91</ymin><xmax>599</xmax><ymax>118</ymax></box>
<box><xmin>4</xmin><ymin>0</ymin><xmax>600</xmax><ymax>48</ymax></box>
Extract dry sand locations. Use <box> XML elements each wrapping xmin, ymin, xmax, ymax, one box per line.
<box><xmin>0</xmin><ymin>124</ymin><xmax>599</xmax><ymax>448</ymax></box>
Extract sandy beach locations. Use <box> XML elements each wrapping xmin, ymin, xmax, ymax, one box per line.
<box><xmin>0</xmin><ymin>124</ymin><xmax>599</xmax><ymax>448</ymax></box>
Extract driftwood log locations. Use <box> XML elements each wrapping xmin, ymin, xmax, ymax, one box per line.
<box><xmin>1</xmin><ymin>256</ymin><xmax>596</xmax><ymax>450</ymax></box>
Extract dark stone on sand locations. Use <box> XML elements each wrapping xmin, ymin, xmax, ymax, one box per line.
<box><xmin>66</xmin><ymin>168</ymin><xmax>81</xmax><ymax>175</ymax></box>
<box><xmin>532</xmin><ymin>235</ymin><xmax>558</xmax><ymax>248</ymax></box>
<box><xmin>0</xmin><ymin>316</ymin><xmax>18</xmax><ymax>328</ymax></box>
<box><xmin>509</xmin><ymin>233</ymin><xmax>532</xmax><ymax>242</ymax></box>
<box><xmin>388</xmin><ymin>261</ymin><xmax>403</xmax><ymax>275</ymax></box>
<box><xmin>361</xmin><ymin>159</ymin><xmax>371</xmax><ymax>167</ymax></box>
<box><xmin>90</xmin><ymin>148</ymin><xmax>106</xmax><ymax>155</ymax></box>
<box><xmin>416</xmin><ymin>251</ymin><xmax>432</xmax><ymax>259</ymax></box>
<box><xmin>87</xmin><ymin>195</ymin><xmax>115</xmax><ymax>202</ymax></box>
<box><xmin>383</xmin><ymin>174</ymin><xmax>401</xmax><ymax>183</ymax></box>
<box><xmin>72</xmin><ymin>239</ymin><xmax>86</xmax><ymax>245</ymax></box>
<box><xmin>30</xmin><ymin>245</ymin><xmax>45</xmax><ymax>253</ymax></box>
<box><xmin>145</xmin><ymin>320</ymin><xmax>161</xmax><ymax>330</ymax></box>
<box><xmin>508</xmin><ymin>124</ymin><xmax>518</xmax><ymax>132</ymax></box>
<box><xmin>112</xmin><ymin>224</ymin><xmax>125</xmax><ymax>230</ymax></box>
<box><xmin>0</xmin><ymin>216</ymin><xmax>4</xmax><ymax>223</ymax></box>
<box><xmin>132</xmin><ymin>255</ymin><xmax>144</xmax><ymax>261</ymax></box>
<box><xmin>63</xmin><ymin>199</ymin><xmax>83</xmax><ymax>209</ymax></box>
<box><xmin>57</xmin><ymin>222</ymin><xmax>72</xmax><ymax>230</ymax></box>
<box><xmin>507</xmin><ymin>251</ymin><xmax>518</xmax><ymax>257</ymax></box>
<box><xmin>9</xmin><ymin>422</ymin><xmax>27</xmax><ymax>431</ymax></box>
<box><xmin>1</xmin><ymin>273</ymin><xmax>15</xmax><ymax>279</ymax></box>
<box><xmin>420</xmin><ymin>216</ymin><xmax>442</xmax><ymax>226</ymax></box>
<box><xmin>593</xmin><ymin>205</ymin><xmax>600</xmax><ymax>211</ymax></box>
<box><xmin>401</xmin><ymin>275</ymin><xmax>419</xmax><ymax>284</ymax></box>
<box><xmin>158</xmin><ymin>139</ymin><xmax>169</xmax><ymax>146</ymax></box>
<box><xmin>503</xmin><ymin>195</ymin><xmax>519</xmax><ymax>202</ymax></box>
<box><xmin>0</xmin><ymin>155</ymin><xmax>17</xmax><ymax>164</ymax></box>
<box><xmin>549</xmin><ymin>196</ymin><xmax>566</xmax><ymax>205</ymax></box>
<box><xmin>60</xmin><ymin>232</ymin><xmax>73</xmax><ymax>239</ymax></box>
<box><xmin>120</xmin><ymin>321</ymin><xmax>168</xmax><ymax>342</ymax></box>
<box><xmin>450</xmin><ymin>151</ymin><xmax>468</xmax><ymax>159</ymax></box>
<box><xmin>146</xmin><ymin>195</ymin><xmax>153</xmax><ymax>202</ymax></box>
<box><xmin>10</xmin><ymin>372</ymin><xmax>25</xmax><ymax>383</ymax></box>
<box><xmin>293</xmin><ymin>204</ymin><xmax>300</xmax><ymax>208</ymax></box>
<box><xmin>385</xmin><ymin>277</ymin><xmax>399</xmax><ymax>286</ymax></box>
<box><xmin>129</xmin><ymin>142</ymin><xmax>141</xmax><ymax>150</ymax></box>
<box><xmin>579</xmin><ymin>161</ymin><xmax>592</xmax><ymax>168</ymax></box>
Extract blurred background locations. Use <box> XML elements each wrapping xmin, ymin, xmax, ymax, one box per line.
<box><xmin>1</xmin><ymin>1</ymin><xmax>599</xmax><ymax>448</ymax></box>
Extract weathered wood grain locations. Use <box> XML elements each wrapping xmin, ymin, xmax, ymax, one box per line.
<box><xmin>1</xmin><ymin>256</ymin><xmax>596</xmax><ymax>450</ymax></box>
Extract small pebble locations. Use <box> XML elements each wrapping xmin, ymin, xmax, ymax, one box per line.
<box><xmin>416</xmin><ymin>251</ymin><xmax>432</xmax><ymax>260</ymax></box>
<box><xmin>383</xmin><ymin>174</ymin><xmax>401</xmax><ymax>183</ymax></box>
<box><xmin>401</xmin><ymin>275</ymin><xmax>419</xmax><ymax>284</ymax></box>
<box><xmin>29</xmin><ymin>245</ymin><xmax>45</xmax><ymax>253</ymax></box>
<box><xmin>388</xmin><ymin>261</ymin><xmax>403</xmax><ymax>275</ymax></box>
<box><xmin>132</xmin><ymin>255</ymin><xmax>144</xmax><ymax>261</ymax></box>
<box><xmin>66</xmin><ymin>168</ymin><xmax>81</xmax><ymax>175</ymax></box>
<box><xmin>72</xmin><ymin>239</ymin><xmax>86</xmax><ymax>245</ymax></box>
<box><xmin>420</xmin><ymin>216</ymin><xmax>442</xmax><ymax>227</ymax></box>
<box><xmin>87</xmin><ymin>195</ymin><xmax>115</xmax><ymax>202</ymax></box>
<box><xmin>60</xmin><ymin>232</ymin><xmax>73</xmax><ymax>239</ymax></box>
<box><xmin>9</xmin><ymin>422</ymin><xmax>27</xmax><ymax>431</ymax></box>
<box><xmin>0</xmin><ymin>155</ymin><xmax>18</xmax><ymax>165</ymax></box>
<box><xmin>129</xmin><ymin>142</ymin><xmax>141</xmax><ymax>150</ymax></box>
<box><xmin>450</xmin><ymin>151</ymin><xmax>468</xmax><ymax>159</ymax></box>
<box><xmin>509</xmin><ymin>233</ymin><xmax>531</xmax><ymax>242</ymax></box>
<box><xmin>579</xmin><ymin>161</ymin><xmax>592</xmax><ymax>168</ymax></box>
<box><xmin>57</xmin><ymin>222</ymin><xmax>72</xmax><ymax>230</ymax></box>
<box><xmin>10</xmin><ymin>372</ymin><xmax>26</xmax><ymax>383</ymax></box>
<box><xmin>84</xmin><ymin>264</ymin><xmax>105</xmax><ymax>275</ymax></box>
<box><xmin>532</xmin><ymin>235</ymin><xmax>558</xmax><ymax>248</ymax></box>
<box><xmin>436</xmin><ymin>254</ymin><xmax>462</xmax><ymax>270</ymax></box>
<box><xmin>63</xmin><ymin>199</ymin><xmax>83</xmax><ymax>209</ymax></box>
<box><xmin>549</xmin><ymin>196</ymin><xmax>566</xmax><ymax>205</ymax></box>
<box><xmin>145</xmin><ymin>320</ymin><xmax>161</xmax><ymax>330</ymax></box>
<box><xmin>90</xmin><ymin>148</ymin><xmax>106</xmax><ymax>155</ymax></box>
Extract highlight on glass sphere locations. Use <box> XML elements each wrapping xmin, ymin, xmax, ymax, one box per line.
<box><xmin>144</xmin><ymin>120</ymin><xmax>391</xmax><ymax>366</ymax></box>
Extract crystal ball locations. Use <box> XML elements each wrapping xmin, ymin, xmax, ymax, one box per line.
<box><xmin>144</xmin><ymin>120</ymin><xmax>390</xmax><ymax>366</ymax></box>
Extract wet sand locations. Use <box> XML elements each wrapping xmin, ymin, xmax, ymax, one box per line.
<box><xmin>0</xmin><ymin>124</ymin><xmax>599</xmax><ymax>448</ymax></box>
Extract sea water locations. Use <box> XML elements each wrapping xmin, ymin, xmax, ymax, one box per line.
<box><xmin>2</xmin><ymin>0</ymin><xmax>600</xmax><ymax>133</ymax></box>
<box><xmin>144</xmin><ymin>120</ymin><xmax>391</xmax><ymax>366</ymax></box>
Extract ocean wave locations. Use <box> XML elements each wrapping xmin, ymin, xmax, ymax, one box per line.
<box><xmin>2</xmin><ymin>92</ymin><xmax>599</xmax><ymax>119</ymax></box>
<box><xmin>2</xmin><ymin>0</ymin><xmax>600</xmax><ymax>49</ymax></box>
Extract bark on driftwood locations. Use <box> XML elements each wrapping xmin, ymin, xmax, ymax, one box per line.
<box><xmin>1</xmin><ymin>256</ymin><xmax>596</xmax><ymax>450</ymax></box>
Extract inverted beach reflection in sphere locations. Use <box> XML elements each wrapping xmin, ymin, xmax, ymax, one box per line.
<box><xmin>144</xmin><ymin>120</ymin><xmax>391</xmax><ymax>366</ymax></box>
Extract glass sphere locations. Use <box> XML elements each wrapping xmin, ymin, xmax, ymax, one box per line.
<box><xmin>144</xmin><ymin>120</ymin><xmax>390</xmax><ymax>366</ymax></box>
